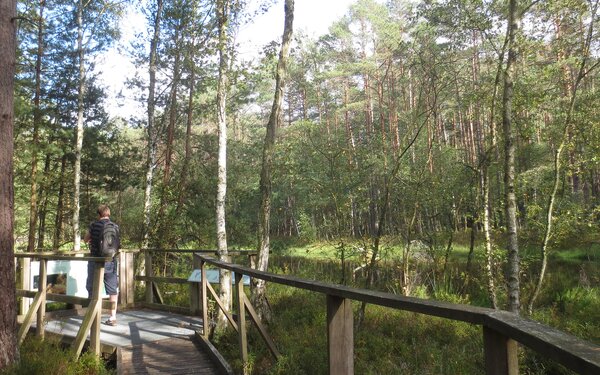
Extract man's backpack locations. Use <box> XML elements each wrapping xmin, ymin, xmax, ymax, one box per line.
<box><xmin>100</xmin><ymin>221</ymin><xmax>120</xmax><ymax>257</ymax></box>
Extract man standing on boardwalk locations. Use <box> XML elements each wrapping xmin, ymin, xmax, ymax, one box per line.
<box><xmin>84</xmin><ymin>204</ymin><xmax>120</xmax><ymax>326</ymax></box>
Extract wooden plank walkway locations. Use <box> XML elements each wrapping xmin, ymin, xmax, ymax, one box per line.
<box><xmin>37</xmin><ymin>308</ymin><xmax>225</xmax><ymax>374</ymax></box>
<box><xmin>118</xmin><ymin>336</ymin><xmax>220</xmax><ymax>375</ymax></box>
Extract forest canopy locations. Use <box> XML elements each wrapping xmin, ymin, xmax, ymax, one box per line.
<box><xmin>12</xmin><ymin>0</ymin><xmax>600</xmax><ymax>308</ymax></box>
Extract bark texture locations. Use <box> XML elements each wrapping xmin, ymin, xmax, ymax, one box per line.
<box><xmin>0</xmin><ymin>0</ymin><xmax>18</xmax><ymax>368</ymax></box>
<box><xmin>502</xmin><ymin>0</ymin><xmax>521</xmax><ymax>314</ymax></box>
<box><xmin>143</xmin><ymin>0</ymin><xmax>164</xmax><ymax>249</ymax></box>
<box><xmin>216</xmin><ymin>0</ymin><xmax>231</xmax><ymax>325</ymax></box>
<box><xmin>73</xmin><ymin>0</ymin><xmax>85</xmax><ymax>251</ymax></box>
<box><xmin>27</xmin><ymin>0</ymin><xmax>45</xmax><ymax>252</ymax></box>
<box><xmin>253</xmin><ymin>0</ymin><xmax>295</xmax><ymax>320</ymax></box>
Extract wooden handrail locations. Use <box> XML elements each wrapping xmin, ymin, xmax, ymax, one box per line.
<box><xmin>15</xmin><ymin>252</ymin><xmax>114</xmax><ymax>262</ymax></box>
<box><xmin>198</xmin><ymin>256</ymin><xmax>280</xmax><ymax>367</ymax></box>
<box><xmin>140</xmin><ymin>248</ymin><xmax>257</xmax><ymax>256</ymax></box>
<box><xmin>196</xmin><ymin>254</ymin><xmax>600</xmax><ymax>375</ymax></box>
<box><xmin>16</xmin><ymin>255</ymin><xmax>107</xmax><ymax>359</ymax></box>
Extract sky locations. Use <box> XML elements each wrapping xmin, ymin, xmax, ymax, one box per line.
<box><xmin>98</xmin><ymin>0</ymin><xmax>365</xmax><ymax>119</ymax></box>
<box><xmin>237</xmin><ymin>0</ymin><xmax>359</xmax><ymax>57</ymax></box>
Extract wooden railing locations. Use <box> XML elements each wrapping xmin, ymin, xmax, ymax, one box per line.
<box><xmin>15</xmin><ymin>253</ymin><xmax>113</xmax><ymax>359</ymax></box>
<box><xmin>195</xmin><ymin>254</ymin><xmax>600</xmax><ymax>375</ymax></box>
<box><xmin>136</xmin><ymin>249</ymin><xmax>256</xmax><ymax>315</ymax></box>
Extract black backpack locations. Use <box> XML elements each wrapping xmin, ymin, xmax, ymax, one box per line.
<box><xmin>100</xmin><ymin>221</ymin><xmax>120</xmax><ymax>257</ymax></box>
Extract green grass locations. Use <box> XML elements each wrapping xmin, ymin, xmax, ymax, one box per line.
<box><xmin>209</xmin><ymin>238</ymin><xmax>600</xmax><ymax>374</ymax></box>
<box><xmin>2</xmin><ymin>337</ymin><xmax>114</xmax><ymax>375</ymax></box>
<box><xmin>550</xmin><ymin>243</ymin><xmax>600</xmax><ymax>263</ymax></box>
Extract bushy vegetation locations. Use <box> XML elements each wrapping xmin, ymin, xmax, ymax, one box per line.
<box><xmin>1</xmin><ymin>337</ymin><xmax>113</xmax><ymax>375</ymax></box>
<box><xmin>208</xmin><ymin>241</ymin><xmax>600</xmax><ymax>374</ymax></box>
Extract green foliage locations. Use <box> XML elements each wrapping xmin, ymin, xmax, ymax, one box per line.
<box><xmin>2</xmin><ymin>337</ymin><xmax>113</xmax><ymax>375</ymax></box>
<box><xmin>216</xmin><ymin>246</ymin><xmax>598</xmax><ymax>374</ymax></box>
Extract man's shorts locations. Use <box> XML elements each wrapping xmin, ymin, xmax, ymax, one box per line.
<box><xmin>103</xmin><ymin>260</ymin><xmax>119</xmax><ymax>295</ymax></box>
<box><xmin>86</xmin><ymin>260</ymin><xmax>119</xmax><ymax>296</ymax></box>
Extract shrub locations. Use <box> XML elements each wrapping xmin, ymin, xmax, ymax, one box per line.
<box><xmin>2</xmin><ymin>337</ymin><xmax>113</xmax><ymax>375</ymax></box>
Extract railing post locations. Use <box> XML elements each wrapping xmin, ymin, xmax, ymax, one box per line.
<box><xmin>145</xmin><ymin>250</ymin><xmax>154</xmax><ymax>304</ymax></box>
<box><xmin>36</xmin><ymin>258</ymin><xmax>47</xmax><ymax>338</ymax></box>
<box><xmin>249</xmin><ymin>253</ymin><xmax>256</xmax><ymax>269</ymax></box>
<box><xmin>235</xmin><ymin>271</ymin><xmax>248</xmax><ymax>372</ymax></box>
<box><xmin>73</xmin><ymin>260</ymin><xmax>104</xmax><ymax>359</ymax></box>
<box><xmin>190</xmin><ymin>254</ymin><xmax>201</xmax><ymax>315</ymax></box>
<box><xmin>327</xmin><ymin>294</ymin><xmax>354</xmax><ymax>375</ymax></box>
<box><xmin>201</xmin><ymin>259</ymin><xmax>208</xmax><ymax>338</ymax></box>
<box><xmin>119</xmin><ymin>251</ymin><xmax>135</xmax><ymax>307</ymax></box>
<box><xmin>483</xmin><ymin>326</ymin><xmax>519</xmax><ymax>375</ymax></box>
<box><xmin>20</xmin><ymin>257</ymin><xmax>31</xmax><ymax>315</ymax></box>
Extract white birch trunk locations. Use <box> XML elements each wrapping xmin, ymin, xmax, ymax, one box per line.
<box><xmin>502</xmin><ymin>0</ymin><xmax>520</xmax><ymax>314</ymax></box>
<box><xmin>216</xmin><ymin>0</ymin><xmax>231</xmax><ymax>324</ymax></box>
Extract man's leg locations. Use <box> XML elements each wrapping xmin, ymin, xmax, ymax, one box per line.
<box><xmin>104</xmin><ymin>260</ymin><xmax>119</xmax><ymax>324</ymax></box>
<box><xmin>84</xmin><ymin>261</ymin><xmax>95</xmax><ymax>307</ymax></box>
<box><xmin>109</xmin><ymin>293</ymin><xmax>118</xmax><ymax>321</ymax></box>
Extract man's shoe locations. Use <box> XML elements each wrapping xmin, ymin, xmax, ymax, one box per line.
<box><xmin>103</xmin><ymin>319</ymin><xmax>117</xmax><ymax>326</ymax></box>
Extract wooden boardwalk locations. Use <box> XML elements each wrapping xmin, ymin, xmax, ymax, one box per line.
<box><xmin>38</xmin><ymin>308</ymin><xmax>226</xmax><ymax>375</ymax></box>
<box><xmin>118</xmin><ymin>336</ymin><xmax>220</xmax><ymax>374</ymax></box>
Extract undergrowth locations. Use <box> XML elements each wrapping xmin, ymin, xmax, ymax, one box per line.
<box><xmin>1</xmin><ymin>337</ymin><xmax>113</xmax><ymax>375</ymax></box>
<box><xmin>209</xmin><ymin>241</ymin><xmax>599</xmax><ymax>374</ymax></box>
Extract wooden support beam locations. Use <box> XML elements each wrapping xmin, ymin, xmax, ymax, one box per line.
<box><xmin>201</xmin><ymin>260</ymin><xmax>209</xmax><ymax>338</ymax></box>
<box><xmin>235</xmin><ymin>272</ymin><xmax>248</xmax><ymax>371</ymax></box>
<box><xmin>72</xmin><ymin>263</ymin><xmax>104</xmax><ymax>359</ymax></box>
<box><xmin>243</xmin><ymin>294</ymin><xmax>280</xmax><ymax>359</ymax></box>
<box><xmin>190</xmin><ymin>256</ymin><xmax>201</xmax><ymax>315</ymax></box>
<box><xmin>207</xmin><ymin>280</ymin><xmax>238</xmax><ymax>332</ymax></box>
<box><xmin>483</xmin><ymin>326</ymin><xmax>518</xmax><ymax>375</ymax></box>
<box><xmin>36</xmin><ymin>259</ymin><xmax>47</xmax><ymax>338</ymax></box>
<box><xmin>327</xmin><ymin>295</ymin><xmax>354</xmax><ymax>375</ymax></box>
<box><xmin>90</xmin><ymin>302</ymin><xmax>101</xmax><ymax>356</ymax></box>
<box><xmin>17</xmin><ymin>284</ymin><xmax>50</xmax><ymax>345</ymax></box>
<box><xmin>119</xmin><ymin>251</ymin><xmax>135</xmax><ymax>307</ymax></box>
<box><xmin>19</xmin><ymin>257</ymin><xmax>31</xmax><ymax>315</ymax></box>
<box><xmin>145</xmin><ymin>252</ymin><xmax>153</xmax><ymax>304</ymax></box>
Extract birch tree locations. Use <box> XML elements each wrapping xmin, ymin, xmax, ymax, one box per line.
<box><xmin>502</xmin><ymin>0</ymin><xmax>521</xmax><ymax>314</ymax></box>
<box><xmin>216</xmin><ymin>0</ymin><xmax>231</xmax><ymax>327</ymax></box>
<box><xmin>527</xmin><ymin>0</ymin><xmax>600</xmax><ymax>314</ymax></box>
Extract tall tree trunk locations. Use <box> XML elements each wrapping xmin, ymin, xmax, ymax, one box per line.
<box><xmin>479</xmin><ymin>17</ymin><xmax>510</xmax><ymax>311</ymax></box>
<box><xmin>527</xmin><ymin>0</ymin><xmax>598</xmax><ymax>314</ymax></box>
<box><xmin>27</xmin><ymin>0</ymin><xmax>45</xmax><ymax>252</ymax></box>
<box><xmin>53</xmin><ymin>153</ymin><xmax>67</xmax><ymax>250</ymax></box>
<box><xmin>502</xmin><ymin>0</ymin><xmax>521</xmax><ymax>314</ymax></box>
<box><xmin>358</xmin><ymin>108</ymin><xmax>431</xmax><ymax>326</ymax></box>
<box><xmin>37</xmin><ymin>153</ymin><xmax>51</xmax><ymax>249</ymax></box>
<box><xmin>216</xmin><ymin>0</ymin><xmax>231</xmax><ymax>329</ymax></box>
<box><xmin>482</xmin><ymin>161</ymin><xmax>498</xmax><ymax>309</ymax></box>
<box><xmin>0</xmin><ymin>0</ymin><xmax>18</xmax><ymax>367</ymax></box>
<box><xmin>72</xmin><ymin>0</ymin><xmax>85</xmax><ymax>251</ymax></box>
<box><xmin>252</xmin><ymin>0</ymin><xmax>294</xmax><ymax>321</ymax></box>
<box><xmin>157</xmin><ymin>33</ymin><xmax>182</xmax><ymax>245</ymax></box>
<box><xmin>162</xmin><ymin>32</ymin><xmax>181</xmax><ymax>192</ymax></box>
<box><xmin>142</xmin><ymin>0</ymin><xmax>164</xmax><ymax>249</ymax></box>
<box><xmin>176</xmin><ymin>50</ymin><xmax>196</xmax><ymax>213</ymax></box>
